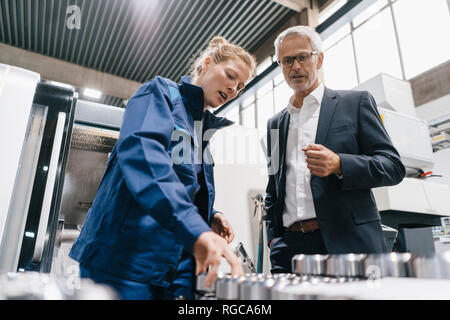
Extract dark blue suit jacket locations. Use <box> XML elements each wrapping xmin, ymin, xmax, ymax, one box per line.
<box><xmin>264</xmin><ymin>87</ymin><xmax>405</xmax><ymax>254</ymax></box>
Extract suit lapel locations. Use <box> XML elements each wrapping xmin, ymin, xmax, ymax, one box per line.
<box><xmin>278</xmin><ymin>109</ymin><xmax>290</xmax><ymax>186</ymax></box>
<box><xmin>311</xmin><ymin>87</ymin><xmax>338</xmax><ymax>183</ymax></box>
<box><xmin>315</xmin><ymin>87</ymin><xmax>338</xmax><ymax>146</ymax></box>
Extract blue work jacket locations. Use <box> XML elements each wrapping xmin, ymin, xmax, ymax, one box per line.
<box><xmin>69</xmin><ymin>76</ymin><xmax>233</xmax><ymax>287</ymax></box>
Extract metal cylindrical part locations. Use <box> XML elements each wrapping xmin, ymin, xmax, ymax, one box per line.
<box><xmin>326</xmin><ymin>254</ymin><xmax>366</xmax><ymax>278</ymax></box>
<box><xmin>364</xmin><ymin>253</ymin><xmax>413</xmax><ymax>278</ymax></box>
<box><xmin>215</xmin><ymin>275</ymin><xmax>244</xmax><ymax>300</ymax></box>
<box><xmin>412</xmin><ymin>252</ymin><xmax>450</xmax><ymax>279</ymax></box>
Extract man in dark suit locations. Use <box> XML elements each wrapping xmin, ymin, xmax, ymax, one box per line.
<box><xmin>264</xmin><ymin>26</ymin><xmax>405</xmax><ymax>273</ymax></box>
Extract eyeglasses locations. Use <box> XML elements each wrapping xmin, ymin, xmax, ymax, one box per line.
<box><xmin>278</xmin><ymin>51</ymin><xmax>319</xmax><ymax>68</ymax></box>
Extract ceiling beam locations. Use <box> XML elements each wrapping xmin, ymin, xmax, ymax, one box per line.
<box><xmin>0</xmin><ymin>42</ymin><xmax>142</xmax><ymax>100</ymax></box>
<box><xmin>271</xmin><ymin>0</ymin><xmax>310</xmax><ymax>12</ymax></box>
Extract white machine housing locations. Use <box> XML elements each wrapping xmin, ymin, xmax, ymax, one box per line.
<box><xmin>354</xmin><ymin>74</ymin><xmax>450</xmax><ymax>218</ymax></box>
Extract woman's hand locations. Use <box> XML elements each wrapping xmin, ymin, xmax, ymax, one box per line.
<box><xmin>211</xmin><ymin>212</ymin><xmax>235</xmax><ymax>243</ymax></box>
<box><xmin>193</xmin><ymin>231</ymin><xmax>243</xmax><ymax>287</ymax></box>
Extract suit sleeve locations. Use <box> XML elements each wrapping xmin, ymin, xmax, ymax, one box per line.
<box><xmin>264</xmin><ymin>118</ymin><xmax>277</xmax><ymax>246</ymax></box>
<box><xmin>115</xmin><ymin>79</ymin><xmax>210</xmax><ymax>253</ymax></box>
<box><xmin>338</xmin><ymin>91</ymin><xmax>406</xmax><ymax>190</ymax></box>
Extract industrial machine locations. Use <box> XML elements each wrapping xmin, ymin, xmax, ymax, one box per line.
<box><xmin>0</xmin><ymin>64</ymin><xmax>124</xmax><ymax>279</ymax></box>
<box><xmin>0</xmin><ymin>64</ymin><xmax>76</xmax><ymax>274</ymax></box>
<box><xmin>354</xmin><ymin>73</ymin><xmax>450</xmax><ymax>254</ymax></box>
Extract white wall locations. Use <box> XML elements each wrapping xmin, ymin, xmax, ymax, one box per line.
<box><xmin>210</xmin><ymin>125</ymin><xmax>271</xmax><ymax>274</ymax></box>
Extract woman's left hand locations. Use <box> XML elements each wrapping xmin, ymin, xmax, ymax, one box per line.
<box><xmin>211</xmin><ymin>212</ymin><xmax>234</xmax><ymax>244</ymax></box>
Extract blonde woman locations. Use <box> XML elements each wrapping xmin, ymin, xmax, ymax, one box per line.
<box><xmin>69</xmin><ymin>37</ymin><xmax>256</xmax><ymax>300</ymax></box>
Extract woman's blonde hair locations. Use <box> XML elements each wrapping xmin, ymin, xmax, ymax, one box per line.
<box><xmin>189</xmin><ymin>37</ymin><xmax>257</xmax><ymax>81</ymax></box>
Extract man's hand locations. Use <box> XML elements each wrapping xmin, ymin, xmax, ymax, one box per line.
<box><xmin>211</xmin><ymin>212</ymin><xmax>234</xmax><ymax>243</ymax></box>
<box><xmin>193</xmin><ymin>231</ymin><xmax>243</xmax><ymax>288</ymax></box>
<box><xmin>302</xmin><ymin>144</ymin><xmax>342</xmax><ymax>177</ymax></box>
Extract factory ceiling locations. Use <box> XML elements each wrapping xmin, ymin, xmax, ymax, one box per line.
<box><xmin>0</xmin><ymin>0</ymin><xmax>296</xmax><ymax>107</ymax></box>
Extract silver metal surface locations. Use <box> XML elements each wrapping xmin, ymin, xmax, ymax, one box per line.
<box><xmin>195</xmin><ymin>272</ymin><xmax>215</xmax><ymax>295</ymax></box>
<box><xmin>412</xmin><ymin>252</ymin><xmax>450</xmax><ymax>279</ymax></box>
<box><xmin>240</xmin><ymin>274</ymin><xmax>275</xmax><ymax>300</ymax></box>
<box><xmin>326</xmin><ymin>254</ymin><xmax>367</xmax><ymax>278</ymax></box>
<box><xmin>293</xmin><ymin>254</ymin><xmax>330</xmax><ymax>276</ymax></box>
<box><xmin>71</xmin><ymin>124</ymin><xmax>118</xmax><ymax>153</ymax></box>
<box><xmin>364</xmin><ymin>253</ymin><xmax>413</xmax><ymax>278</ymax></box>
<box><xmin>292</xmin><ymin>254</ymin><xmax>307</xmax><ymax>275</ymax></box>
<box><xmin>0</xmin><ymin>272</ymin><xmax>118</xmax><ymax>300</ymax></box>
<box><xmin>74</xmin><ymin>100</ymin><xmax>124</xmax><ymax>131</ymax></box>
<box><xmin>58</xmin><ymin>124</ymin><xmax>119</xmax><ymax>228</ymax></box>
<box><xmin>215</xmin><ymin>275</ymin><xmax>244</xmax><ymax>300</ymax></box>
<box><xmin>305</xmin><ymin>254</ymin><xmax>329</xmax><ymax>276</ymax></box>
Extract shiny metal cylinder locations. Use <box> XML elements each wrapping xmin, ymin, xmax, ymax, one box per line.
<box><xmin>326</xmin><ymin>254</ymin><xmax>367</xmax><ymax>278</ymax></box>
<box><xmin>412</xmin><ymin>252</ymin><xmax>450</xmax><ymax>279</ymax></box>
<box><xmin>215</xmin><ymin>275</ymin><xmax>244</xmax><ymax>300</ymax></box>
<box><xmin>364</xmin><ymin>253</ymin><xmax>413</xmax><ymax>278</ymax></box>
<box><xmin>195</xmin><ymin>272</ymin><xmax>215</xmax><ymax>295</ymax></box>
<box><xmin>240</xmin><ymin>275</ymin><xmax>275</xmax><ymax>300</ymax></box>
<box><xmin>270</xmin><ymin>276</ymin><xmax>304</xmax><ymax>300</ymax></box>
<box><xmin>304</xmin><ymin>254</ymin><xmax>329</xmax><ymax>276</ymax></box>
<box><xmin>292</xmin><ymin>254</ymin><xmax>307</xmax><ymax>275</ymax></box>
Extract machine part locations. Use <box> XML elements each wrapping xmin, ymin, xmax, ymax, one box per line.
<box><xmin>33</xmin><ymin>112</ymin><xmax>67</xmax><ymax>263</ymax></box>
<box><xmin>251</xmin><ymin>193</ymin><xmax>266</xmax><ymax>273</ymax></box>
<box><xmin>74</xmin><ymin>99</ymin><xmax>124</xmax><ymax>131</ymax></box>
<box><xmin>397</xmin><ymin>227</ymin><xmax>436</xmax><ymax>255</ymax></box>
<box><xmin>325</xmin><ymin>254</ymin><xmax>367</xmax><ymax>278</ymax></box>
<box><xmin>0</xmin><ymin>65</ymin><xmax>40</xmax><ymax>273</ymax></box>
<box><xmin>364</xmin><ymin>253</ymin><xmax>413</xmax><ymax>278</ymax></box>
<box><xmin>215</xmin><ymin>275</ymin><xmax>244</xmax><ymax>300</ymax></box>
<box><xmin>0</xmin><ymin>271</ymin><xmax>118</xmax><ymax>300</ymax></box>
<box><xmin>411</xmin><ymin>252</ymin><xmax>450</xmax><ymax>279</ymax></box>
<box><xmin>58</xmin><ymin>146</ymin><xmax>111</xmax><ymax>227</ymax></box>
<box><xmin>381</xmin><ymin>224</ymin><xmax>398</xmax><ymax>251</ymax></box>
<box><xmin>17</xmin><ymin>82</ymin><xmax>77</xmax><ymax>273</ymax></box>
<box><xmin>0</xmin><ymin>104</ymin><xmax>47</xmax><ymax>273</ymax></box>
<box><xmin>235</xmin><ymin>242</ymin><xmax>256</xmax><ymax>273</ymax></box>
<box><xmin>70</xmin><ymin>124</ymin><xmax>118</xmax><ymax>153</ymax></box>
<box><xmin>195</xmin><ymin>272</ymin><xmax>216</xmax><ymax>296</ymax></box>
<box><xmin>304</xmin><ymin>254</ymin><xmax>329</xmax><ymax>276</ymax></box>
<box><xmin>239</xmin><ymin>274</ymin><xmax>275</xmax><ymax>300</ymax></box>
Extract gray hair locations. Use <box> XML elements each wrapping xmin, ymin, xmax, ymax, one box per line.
<box><xmin>274</xmin><ymin>25</ymin><xmax>323</xmax><ymax>61</ymax></box>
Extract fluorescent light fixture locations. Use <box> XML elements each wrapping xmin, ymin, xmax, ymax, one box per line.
<box><xmin>25</xmin><ymin>231</ymin><xmax>35</xmax><ymax>238</ymax></box>
<box><xmin>83</xmin><ymin>88</ymin><xmax>102</xmax><ymax>99</ymax></box>
<box><xmin>49</xmin><ymin>80</ymin><xmax>74</xmax><ymax>89</ymax></box>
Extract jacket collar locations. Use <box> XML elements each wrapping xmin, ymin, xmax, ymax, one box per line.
<box><xmin>179</xmin><ymin>75</ymin><xmax>205</xmax><ymax>121</ymax></box>
<box><xmin>179</xmin><ymin>75</ymin><xmax>234</xmax><ymax>131</ymax></box>
<box><xmin>314</xmin><ymin>87</ymin><xmax>338</xmax><ymax>146</ymax></box>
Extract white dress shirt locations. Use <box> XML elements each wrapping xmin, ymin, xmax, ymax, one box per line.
<box><xmin>283</xmin><ymin>83</ymin><xmax>325</xmax><ymax>228</ymax></box>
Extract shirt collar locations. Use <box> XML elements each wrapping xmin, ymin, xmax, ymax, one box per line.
<box><xmin>287</xmin><ymin>83</ymin><xmax>325</xmax><ymax>115</ymax></box>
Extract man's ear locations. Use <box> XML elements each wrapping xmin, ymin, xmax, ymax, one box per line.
<box><xmin>316</xmin><ymin>52</ymin><xmax>324</xmax><ymax>70</ymax></box>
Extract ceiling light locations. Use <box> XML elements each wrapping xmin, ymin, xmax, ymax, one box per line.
<box><xmin>83</xmin><ymin>88</ymin><xmax>102</xmax><ymax>99</ymax></box>
<box><xmin>48</xmin><ymin>80</ymin><xmax>74</xmax><ymax>89</ymax></box>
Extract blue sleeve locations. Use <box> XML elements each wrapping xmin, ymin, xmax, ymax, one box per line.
<box><xmin>116</xmin><ymin>78</ymin><xmax>210</xmax><ymax>253</ymax></box>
